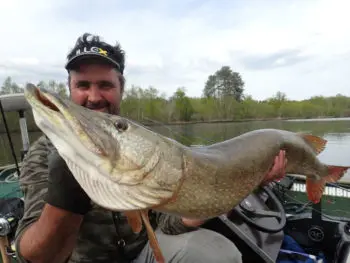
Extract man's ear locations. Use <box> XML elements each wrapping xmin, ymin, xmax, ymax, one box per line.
<box><xmin>67</xmin><ymin>76</ymin><xmax>72</xmax><ymax>98</ymax></box>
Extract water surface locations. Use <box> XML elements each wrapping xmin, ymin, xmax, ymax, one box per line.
<box><xmin>1</xmin><ymin>117</ymin><xmax>350</xmax><ymax>181</ymax></box>
<box><xmin>1</xmin><ymin>117</ymin><xmax>350</xmax><ymax>217</ymax></box>
<box><xmin>151</xmin><ymin>118</ymin><xmax>350</xmax><ymax>182</ymax></box>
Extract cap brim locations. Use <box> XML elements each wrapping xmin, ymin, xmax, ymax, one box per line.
<box><xmin>65</xmin><ymin>53</ymin><xmax>121</xmax><ymax>71</ymax></box>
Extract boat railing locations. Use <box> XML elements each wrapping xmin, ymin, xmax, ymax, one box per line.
<box><xmin>0</xmin><ymin>92</ymin><xmax>32</xmax><ymax>176</ymax></box>
<box><xmin>0</xmin><ymin>92</ymin><xmax>32</xmax><ymax>201</ymax></box>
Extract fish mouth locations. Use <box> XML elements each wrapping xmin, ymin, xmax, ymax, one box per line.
<box><xmin>25</xmin><ymin>83</ymin><xmax>109</xmax><ymax>157</ymax></box>
<box><xmin>25</xmin><ymin>84</ymin><xmax>62</xmax><ymax>119</ymax></box>
<box><xmin>25</xmin><ymin>83</ymin><xmax>71</xmax><ymax>120</ymax></box>
<box><xmin>31</xmin><ymin>85</ymin><xmax>61</xmax><ymax>113</ymax></box>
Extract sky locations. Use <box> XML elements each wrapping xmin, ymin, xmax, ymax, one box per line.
<box><xmin>0</xmin><ymin>0</ymin><xmax>349</xmax><ymax>101</ymax></box>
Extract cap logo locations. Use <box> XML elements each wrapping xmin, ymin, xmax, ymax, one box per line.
<box><xmin>75</xmin><ymin>46</ymin><xmax>108</xmax><ymax>56</ymax></box>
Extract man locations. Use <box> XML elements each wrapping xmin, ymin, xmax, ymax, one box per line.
<box><xmin>14</xmin><ymin>33</ymin><xmax>287</xmax><ymax>263</ymax></box>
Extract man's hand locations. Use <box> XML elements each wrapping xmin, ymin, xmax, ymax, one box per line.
<box><xmin>264</xmin><ymin>150</ymin><xmax>288</xmax><ymax>183</ymax></box>
<box><xmin>181</xmin><ymin>217</ymin><xmax>206</xmax><ymax>228</ymax></box>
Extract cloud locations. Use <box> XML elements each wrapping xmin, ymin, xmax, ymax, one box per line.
<box><xmin>0</xmin><ymin>0</ymin><xmax>350</xmax><ymax>100</ymax></box>
<box><xmin>240</xmin><ymin>49</ymin><xmax>311</xmax><ymax>70</ymax></box>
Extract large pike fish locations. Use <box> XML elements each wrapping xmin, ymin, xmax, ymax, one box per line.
<box><xmin>24</xmin><ymin>84</ymin><xmax>349</xmax><ymax>263</ymax></box>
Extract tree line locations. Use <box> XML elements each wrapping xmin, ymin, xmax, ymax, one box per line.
<box><xmin>1</xmin><ymin>65</ymin><xmax>350</xmax><ymax>133</ymax></box>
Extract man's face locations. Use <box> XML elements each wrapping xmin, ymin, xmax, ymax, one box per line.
<box><xmin>68</xmin><ymin>63</ymin><xmax>123</xmax><ymax>115</ymax></box>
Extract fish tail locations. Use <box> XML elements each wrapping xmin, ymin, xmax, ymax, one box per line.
<box><xmin>299</xmin><ymin>134</ymin><xmax>327</xmax><ymax>155</ymax></box>
<box><xmin>306</xmin><ymin>165</ymin><xmax>350</xmax><ymax>203</ymax></box>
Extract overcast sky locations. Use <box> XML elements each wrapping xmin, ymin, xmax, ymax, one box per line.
<box><xmin>0</xmin><ymin>0</ymin><xmax>349</xmax><ymax>101</ymax></box>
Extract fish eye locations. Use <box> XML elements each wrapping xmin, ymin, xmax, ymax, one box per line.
<box><xmin>114</xmin><ymin>119</ymin><xmax>128</xmax><ymax>132</ymax></box>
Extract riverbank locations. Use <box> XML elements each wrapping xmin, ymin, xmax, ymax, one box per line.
<box><xmin>144</xmin><ymin>115</ymin><xmax>340</xmax><ymax>126</ymax></box>
<box><xmin>1</xmin><ymin>115</ymin><xmax>347</xmax><ymax>133</ymax></box>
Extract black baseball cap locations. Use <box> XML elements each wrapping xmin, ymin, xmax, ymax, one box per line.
<box><xmin>65</xmin><ymin>33</ymin><xmax>123</xmax><ymax>73</ymax></box>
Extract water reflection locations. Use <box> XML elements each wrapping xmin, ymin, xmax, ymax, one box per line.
<box><xmin>151</xmin><ymin>119</ymin><xmax>350</xmax><ymax>147</ymax></box>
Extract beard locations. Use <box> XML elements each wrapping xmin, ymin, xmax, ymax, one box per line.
<box><xmin>83</xmin><ymin>100</ymin><xmax>120</xmax><ymax>115</ymax></box>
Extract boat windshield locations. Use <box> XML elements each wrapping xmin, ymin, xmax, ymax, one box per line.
<box><xmin>272</xmin><ymin>175</ymin><xmax>350</xmax><ymax>220</ymax></box>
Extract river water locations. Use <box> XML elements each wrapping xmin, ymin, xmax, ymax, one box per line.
<box><xmin>1</xmin><ymin>117</ymin><xmax>350</xmax><ymax>181</ymax></box>
<box><xmin>152</xmin><ymin>118</ymin><xmax>350</xmax><ymax>181</ymax></box>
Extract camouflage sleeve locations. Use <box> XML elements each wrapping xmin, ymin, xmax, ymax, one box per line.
<box><xmin>154</xmin><ymin>211</ymin><xmax>199</xmax><ymax>235</ymax></box>
<box><xmin>14</xmin><ymin>135</ymin><xmax>50</xmax><ymax>263</ymax></box>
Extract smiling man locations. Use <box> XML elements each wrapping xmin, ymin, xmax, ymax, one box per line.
<box><xmin>14</xmin><ymin>33</ymin><xmax>287</xmax><ymax>263</ymax></box>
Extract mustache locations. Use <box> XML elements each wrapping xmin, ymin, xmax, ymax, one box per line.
<box><xmin>83</xmin><ymin>100</ymin><xmax>110</xmax><ymax>110</ymax></box>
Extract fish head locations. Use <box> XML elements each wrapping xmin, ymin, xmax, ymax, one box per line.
<box><xmin>24</xmin><ymin>84</ymin><xmax>183</xmax><ymax>211</ymax></box>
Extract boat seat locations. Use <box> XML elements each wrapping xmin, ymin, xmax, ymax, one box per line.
<box><xmin>336</xmin><ymin>242</ymin><xmax>350</xmax><ymax>263</ymax></box>
<box><xmin>335</xmin><ymin>222</ymin><xmax>350</xmax><ymax>263</ymax></box>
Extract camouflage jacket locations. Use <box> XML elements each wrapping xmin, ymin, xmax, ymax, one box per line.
<box><xmin>14</xmin><ymin>135</ymin><xmax>196</xmax><ymax>263</ymax></box>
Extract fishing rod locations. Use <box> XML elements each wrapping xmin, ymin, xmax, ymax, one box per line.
<box><xmin>0</xmin><ymin>100</ymin><xmax>20</xmax><ymax>176</ymax></box>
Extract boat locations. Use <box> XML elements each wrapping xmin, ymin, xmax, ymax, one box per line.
<box><xmin>1</xmin><ymin>92</ymin><xmax>350</xmax><ymax>263</ymax></box>
<box><xmin>0</xmin><ymin>93</ymin><xmax>30</xmax><ymax>263</ymax></box>
<box><xmin>0</xmin><ymin>164</ymin><xmax>23</xmax><ymax>199</ymax></box>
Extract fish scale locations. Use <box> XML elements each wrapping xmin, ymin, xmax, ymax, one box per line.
<box><xmin>24</xmin><ymin>83</ymin><xmax>350</xmax><ymax>263</ymax></box>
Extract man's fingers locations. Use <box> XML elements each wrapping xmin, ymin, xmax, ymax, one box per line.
<box><xmin>267</xmin><ymin>150</ymin><xmax>288</xmax><ymax>182</ymax></box>
<box><xmin>273</xmin><ymin>156</ymin><xmax>279</xmax><ymax>174</ymax></box>
<box><xmin>275</xmin><ymin>150</ymin><xmax>286</xmax><ymax>178</ymax></box>
<box><xmin>280</xmin><ymin>150</ymin><xmax>287</xmax><ymax>176</ymax></box>
<box><xmin>278</xmin><ymin>150</ymin><xmax>284</xmax><ymax>171</ymax></box>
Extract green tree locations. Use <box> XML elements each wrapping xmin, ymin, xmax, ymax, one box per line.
<box><xmin>120</xmin><ymin>85</ymin><xmax>145</xmax><ymax>120</ymax></box>
<box><xmin>0</xmin><ymin>77</ymin><xmax>23</xmax><ymax>94</ymax></box>
<box><xmin>170</xmin><ymin>87</ymin><xmax>194</xmax><ymax>121</ymax></box>
<box><xmin>202</xmin><ymin>66</ymin><xmax>245</xmax><ymax>119</ymax></box>
<box><xmin>2</xmin><ymin>74</ymin><xmax>350</xmax><ymax>128</ymax></box>
<box><xmin>203</xmin><ymin>66</ymin><xmax>244</xmax><ymax>101</ymax></box>
<box><xmin>267</xmin><ymin>91</ymin><xmax>287</xmax><ymax>117</ymax></box>
<box><xmin>38</xmin><ymin>80</ymin><xmax>68</xmax><ymax>98</ymax></box>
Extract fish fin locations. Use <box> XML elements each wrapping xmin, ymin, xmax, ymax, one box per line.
<box><xmin>306</xmin><ymin>178</ymin><xmax>326</xmax><ymax>204</ymax></box>
<box><xmin>140</xmin><ymin>210</ymin><xmax>165</xmax><ymax>263</ymax></box>
<box><xmin>124</xmin><ymin>211</ymin><xmax>143</xmax><ymax>233</ymax></box>
<box><xmin>326</xmin><ymin>165</ymin><xmax>349</xmax><ymax>182</ymax></box>
<box><xmin>300</xmin><ymin>134</ymin><xmax>327</xmax><ymax>155</ymax></box>
<box><xmin>306</xmin><ymin>165</ymin><xmax>349</xmax><ymax>203</ymax></box>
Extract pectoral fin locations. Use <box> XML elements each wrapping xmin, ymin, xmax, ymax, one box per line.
<box><xmin>140</xmin><ymin>210</ymin><xmax>165</xmax><ymax>263</ymax></box>
<box><xmin>125</xmin><ymin>211</ymin><xmax>143</xmax><ymax>233</ymax></box>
